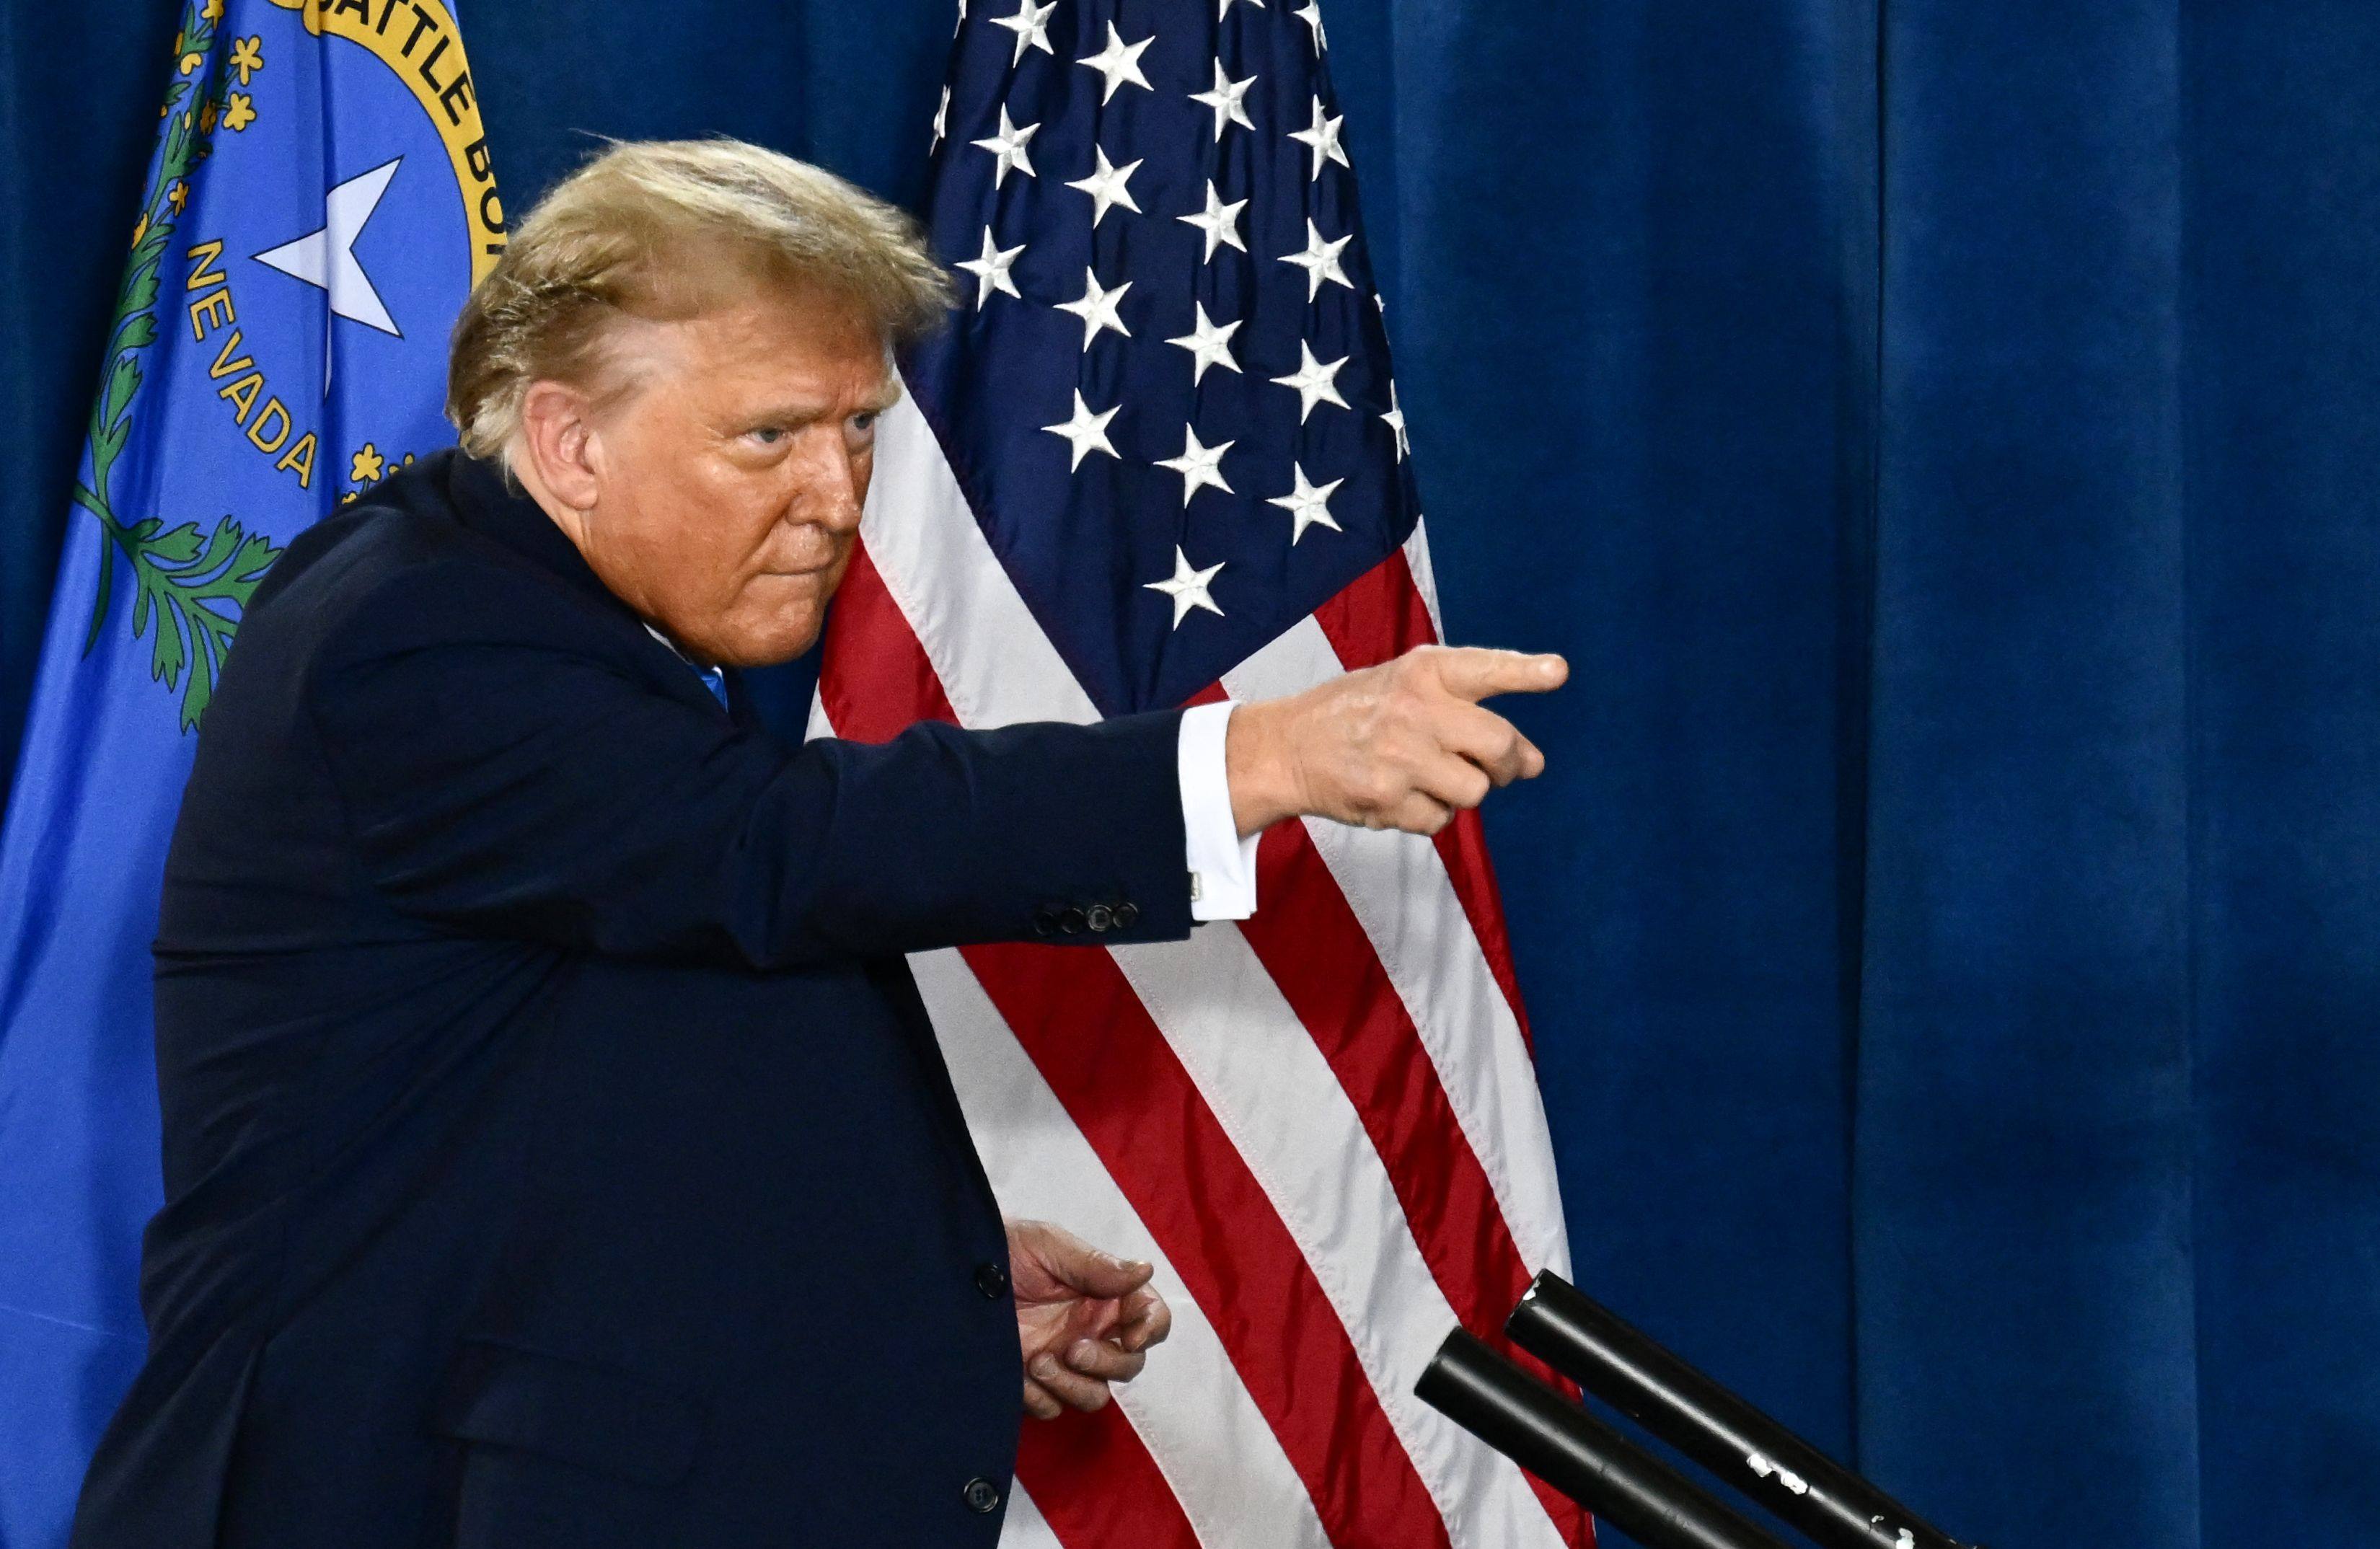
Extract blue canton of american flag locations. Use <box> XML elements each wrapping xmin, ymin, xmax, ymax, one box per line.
<box><xmin>909</xmin><ymin>0</ymin><xmax>1412</xmax><ymax>712</ymax></box>
<box><xmin>813</xmin><ymin>2</ymin><xmax>1589</xmax><ymax>1546</ymax></box>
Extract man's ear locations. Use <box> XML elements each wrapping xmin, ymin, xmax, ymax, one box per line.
<box><xmin>517</xmin><ymin>379</ymin><xmax>603</xmax><ymax>511</ymax></box>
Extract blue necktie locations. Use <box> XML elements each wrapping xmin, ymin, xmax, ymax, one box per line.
<box><xmin>696</xmin><ymin>665</ymin><xmax>728</xmax><ymax>710</ymax></box>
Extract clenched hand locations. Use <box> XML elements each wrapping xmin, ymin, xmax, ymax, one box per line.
<box><xmin>1006</xmin><ymin>1219</ymin><xmax>1173</xmax><ymax>1419</ymax></box>
<box><xmin>1226</xmin><ymin>645</ymin><xmax>1569</xmax><ymax>837</ymax></box>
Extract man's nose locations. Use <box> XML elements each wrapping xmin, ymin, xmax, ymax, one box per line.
<box><xmin>796</xmin><ymin>434</ymin><xmax>866</xmax><ymax>533</ymax></box>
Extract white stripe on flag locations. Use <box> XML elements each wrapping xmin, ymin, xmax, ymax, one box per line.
<box><xmin>863</xmin><ymin>392</ymin><xmax>1096</xmax><ymax>728</ymax></box>
<box><xmin>907</xmin><ymin>946</ymin><xmax>1335</xmax><ymax>1549</ymax></box>
<box><xmin>1402</xmin><ymin>516</ymin><xmax>1448</xmax><ymax>645</ymax></box>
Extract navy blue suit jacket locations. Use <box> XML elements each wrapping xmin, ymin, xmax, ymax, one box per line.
<box><xmin>70</xmin><ymin>450</ymin><xmax>1193</xmax><ymax>1548</ymax></box>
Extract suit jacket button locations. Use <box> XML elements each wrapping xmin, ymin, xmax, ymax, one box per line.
<box><xmin>974</xmin><ymin>1261</ymin><xmax>1009</xmax><ymax>1299</ymax></box>
<box><xmin>963</xmin><ymin>1476</ymin><xmax>1002</xmax><ymax>1514</ymax></box>
<box><xmin>1085</xmin><ymin>904</ymin><xmax>1114</xmax><ymax>933</ymax></box>
<box><xmin>1031</xmin><ymin>909</ymin><xmax>1057</xmax><ymax>937</ymax></box>
<box><xmin>1114</xmin><ymin>901</ymin><xmax>1139</xmax><ymax>929</ymax></box>
<box><xmin>1057</xmin><ymin>906</ymin><xmax>1088</xmax><ymax>935</ymax></box>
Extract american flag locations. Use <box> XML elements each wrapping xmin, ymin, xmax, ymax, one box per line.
<box><xmin>811</xmin><ymin>2</ymin><xmax>1590</xmax><ymax>1544</ymax></box>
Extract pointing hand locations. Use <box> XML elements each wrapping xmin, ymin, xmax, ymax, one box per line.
<box><xmin>1225</xmin><ymin>645</ymin><xmax>1568</xmax><ymax>838</ymax></box>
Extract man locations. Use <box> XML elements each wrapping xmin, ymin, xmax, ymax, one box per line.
<box><xmin>71</xmin><ymin>141</ymin><xmax>1565</xmax><ymax>1547</ymax></box>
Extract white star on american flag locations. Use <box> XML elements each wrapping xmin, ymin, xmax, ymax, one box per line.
<box><xmin>1166</xmin><ymin>301</ymin><xmax>1243</xmax><ymax>383</ymax></box>
<box><xmin>955</xmin><ymin>226</ymin><xmax>1024</xmax><ymax>309</ymax></box>
<box><xmin>1295</xmin><ymin>0</ymin><xmax>1326</xmax><ymax>50</ymax></box>
<box><xmin>1287</xmin><ymin>94</ymin><xmax>1349</xmax><ymax>180</ymax></box>
<box><xmin>1078</xmin><ymin>22</ymin><xmax>1155</xmax><ymax>103</ymax></box>
<box><xmin>1279</xmin><ymin>218</ymin><xmax>1354</xmax><ymax>299</ymax></box>
<box><xmin>1190</xmin><ymin>61</ymin><xmax>1259</xmax><ymax>141</ymax></box>
<box><xmin>1144</xmin><ymin>545</ymin><xmax>1226</xmax><ymax>626</ymax></box>
<box><xmin>970</xmin><ymin>105</ymin><xmax>1039</xmax><ymax>187</ymax></box>
<box><xmin>1065</xmin><ymin>146</ymin><xmax>1145</xmax><ymax>226</ymax></box>
<box><xmin>1178</xmin><ymin>180</ymin><xmax>1249</xmax><ymax>260</ymax></box>
<box><xmin>1155</xmin><ymin>425</ymin><xmax>1235</xmax><ymax>505</ymax></box>
<box><xmin>990</xmin><ymin>0</ymin><xmax>1054</xmax><ymax>63</ymax></box>
<box><xmin>1271</xmin><ymin>341</ymin><xmax>1350</xmax><ymax>421</ymax></box>
<box><xmin>1042</xmin><ymin>389</ymin><xmax>1121</xmax><ymax>469</ymax></box>
<box><xmin>1267</xmin><ymin>463</ymin><xmax>1344</xmax><ymax>543</ymax></box>
<box><xmin>1055</xmin><ymin>268</ymin><xmax>1134</xmax><ymax>351</ymax></box>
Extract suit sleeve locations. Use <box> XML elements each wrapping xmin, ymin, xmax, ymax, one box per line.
<box><xmin>307</xmin><ymin>567</ymin><xmax>1192</xmax><ymax>968</ymax></box>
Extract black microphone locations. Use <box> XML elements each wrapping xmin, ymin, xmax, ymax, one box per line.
<box><xmin>1416</xmin><ymin>1329</ymin><xmax>1793</xmax><ymax>1549</ymax></box>
<box><xmin>1506</xmin><ymin>1272</ymin><xmax>1974</xmax><ymax>1549</ymax></box>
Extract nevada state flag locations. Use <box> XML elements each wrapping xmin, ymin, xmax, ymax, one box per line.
<box><xmin>0</xmin><ymin>2</ymin><xmax>503</xmax><ymax>1540</ymax></box>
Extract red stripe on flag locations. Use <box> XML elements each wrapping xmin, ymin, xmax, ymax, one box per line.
<box><xmin>1311</xmin><ymin>549</ymin><xmax>1535</xmax><ymax>1046</ymax></box>
<box><xmin>963</xmin><ymin>938</ymin><xmax>1456</xmax><ymax>1549</ymax></box>
<box><xmin>819</xmin><ymin>539</ymin><xmax>959</xmax><ymax>738</ymax></box>
<box><xmin>1310</xmin><ymin>547</ymin><xmax>1437</xmax><ymax>667</ymax></box>
<box><xmin>1432</xmin><ymin>815</ymin><xmax>1534</xmax><ymax>1048</ymax></box>
<box><xmin>1017</xmin><ymin>1405</ymin><xmax>1202</xmax><ymax>1549</ymax></box>
<box><xmin>1241</xmin><ymin>821</ymin><xmax>1524</xmax><ymax>1316</ymax></box>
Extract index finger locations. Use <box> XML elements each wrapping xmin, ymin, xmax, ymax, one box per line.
<box><xmin>1430</xmin><ymin>647</ymin><xmax>1569</xmax><ymax>703</ymax></box>
<box><xmin>1060</xmin><ymin>1250</ymin><xmax>1153</xmax><ymax>1300</ymax></box>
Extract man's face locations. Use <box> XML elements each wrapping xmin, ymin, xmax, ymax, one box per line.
<box><xmin>571</xmin><ymin>286</ymin><xmax>899</xmax><ymax>668</ymax></box>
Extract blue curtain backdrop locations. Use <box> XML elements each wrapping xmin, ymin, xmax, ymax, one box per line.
<box><xmin>4</xmin><ymin>3</ymin><xmax>2376</xmax><ymax>1545</ymax></box>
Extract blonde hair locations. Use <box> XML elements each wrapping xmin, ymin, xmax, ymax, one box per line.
<box><xmin>446</xmin><ymin>138</ymin><xmax>953</xmax><ymax>458</ymax></box>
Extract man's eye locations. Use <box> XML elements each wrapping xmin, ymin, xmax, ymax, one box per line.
<box><xmin>748</xmin><ymin>426</ymin><xmax>786</xmax><ymax>446</ymax></box>
<box><xmin>850</xmin><ymin>412</ymin><xmax>879</xmax><ymax>435</ymax></box>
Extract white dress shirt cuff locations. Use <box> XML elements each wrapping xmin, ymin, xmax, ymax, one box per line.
<box><xmin>1178</xmin><ymin>701</ymin><xmax>1259</xmax><ymax>921</ymax></box>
